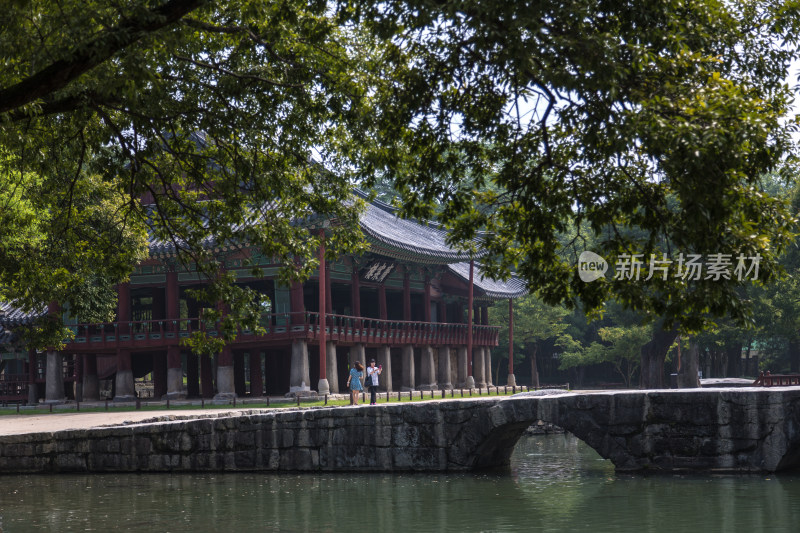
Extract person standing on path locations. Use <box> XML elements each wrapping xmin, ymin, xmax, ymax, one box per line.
<box><xmin>347</xmin><ymin>361</ymin><xmax>365</xmax><ymax>405</ymax></box>
<box><xmin>366</xmin><ymin>359</ymin><xmax>382</xmax><ymax>405</ymax></box>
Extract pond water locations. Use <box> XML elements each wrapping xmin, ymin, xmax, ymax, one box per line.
<box><xmin>1</xmin><ymin>433</ymin><xmax>799</xmax><ymax>532</ymax></box>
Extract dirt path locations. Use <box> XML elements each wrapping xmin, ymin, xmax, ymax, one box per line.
<box><xmin>0</xmin><ymin>409</ymin><xmax>263</xmax><ymax>436</ymax></box>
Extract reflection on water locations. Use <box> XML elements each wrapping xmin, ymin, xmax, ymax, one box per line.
<box><xmin>1</xmin><ymin>434</ymin><xmax>799</xmax><ymax>532</ymax></box>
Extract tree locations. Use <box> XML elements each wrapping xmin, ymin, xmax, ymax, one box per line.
<box><xmin>0</xmin><ymin>0</ymin><xmax>369</xmax><ymax>347</ymax></box>
<box><xmin>491</xmin><ymin>295</ymin><xmax>577</xmax><ymax>388</ymax></box>
<box><xmin>1</xmin><ymin>0</ymin><xmax>798</xmax><ymax>349</ymax></box>
<box><xmin>561</xmin><ymin>325</ymin><xmax>651</xmax><ymax>388</ymax></box>
<box><xmin>347</xmin><ymin>0</ymin><xmax>799</xmax><ymax>331</ymax></box>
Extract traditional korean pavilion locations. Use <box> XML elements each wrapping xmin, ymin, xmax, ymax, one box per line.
<box><xmin>0</xmin><ymin>195</ymin><xmax>525</xmax><ymax>404</ymax></box>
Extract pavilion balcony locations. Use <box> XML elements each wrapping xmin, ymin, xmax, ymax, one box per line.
<box><xmin>63</xmin><ymin>312</ymin><xmax>499</xmax><ymax>352</ymax></box>
<box><xmin>0</xmin><ymin>373</ymin><xmax>29</xmax><ymax>402</ymax></box>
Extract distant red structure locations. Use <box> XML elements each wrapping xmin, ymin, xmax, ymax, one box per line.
<box><xmin>753</xmin><ymin>371</ymin><xmax>800</xmax><ymax>387</ymax></box>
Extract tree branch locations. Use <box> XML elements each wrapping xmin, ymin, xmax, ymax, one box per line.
<box><xmin>0</xmin><ymin>0</ymin><xmax>207</xmax><ymax>115</ymax></box>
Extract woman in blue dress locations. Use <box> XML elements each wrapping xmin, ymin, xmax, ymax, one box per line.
<box><xmin>346</xmin><ymin>361</ymin><xmax>365</xmax><ymax>405</ymax></box>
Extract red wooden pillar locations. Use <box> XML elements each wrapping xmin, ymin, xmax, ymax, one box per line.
<box><xmin>166</xmin><ymin>270</ymin><xmax>179</xmax><ymax>330</ymax></box>
<box><xmin>234</xmin><ymin>351</ymin><xmax>246</xmax><ymax>396</ymax></box>
<box><xmin>165</xmin><ymin>267</ymin><xmax>182</xmax><ymax>399</ymax></box>
<box><xmin>290</xmin><ymin>281</ymin><xmax>304</xmax><ymax>324</ymax></box>
<box><xmin>325</xmin><ymin>256</ymin><xmax>333</xmax><ymax>315</ymax></box>
<box><xmin>249</xmin><ymin>351</ymin><xmax>263</xmax><ymax>396</ymax></box>
<box><xmin>467</xmin><ymin>260</ymin><xmax>474</xmax><ymax>377</ymax></box>
<box><xmin>200</xmin><ymin>352</ymin><xmax>214</xmax><ymax>398</ymax></box>
<box><xmin>424</xmin><ymin>276</ymin><xmax>431</xmax><ymax>323</ymax></box>
<box><xmin>351</xmin><ymin>267</ymin><xmax>361</xmax><ymax>328</ymax></box>
<box><xmin>117</xmin><ymin>350</ymin><xmax>132</xmax><ymax>373</ymax></box>
<box><xmin>218</xmin><ymin>345</ymin><xmax>233</xmax><ymax>366</ymax></box>
<box><xmin>152</xmin><ymin>352</ymin><xmax>167</xmax><ymax>398</ymax></box>
<box><xmin>378</xmin><ymin>285</ymin><xmax>387</xmax><ymax>320</ymax></box>
<box><xmin>187</xmin><ymin>353</ymin><xmax>200</xmax><ymax>397</ymax></box>
<box><xmin>403</xmin><ymin>269</ymin><xmax>411</xmax><ymax>321</ymax></box>
<box><xmin>117</xmin><ymin>283</ymin><xmax>131</xmax><ymax>334</ymax></box>
<box><xmin>508</xmin><ymin>298</ymin><xmax>514</xmax><ymax>377</ymax></box>
<box><xmin>74</xmin><ymin>352</ymin><xmax>84</xmax><ymax>401</ymax></box>
<box><xmin>28</xmin><ymin>348</ymin><xmax>36</xmax><ymax>386</ymax></box>
<box><xmin>318</xmin><ymin>230</ymin><xmax>327</xmax><ymax>386</ymax></box>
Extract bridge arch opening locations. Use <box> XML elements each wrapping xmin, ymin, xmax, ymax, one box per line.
<box><xmin>776</xmin><ymin>442</ymin><xmax>800</xmax><ymax>472</ymax></box>
<box><xmin>471</xmin><ymin>419</ymin><xmax>608</xmax><ymax>471</ymax></box>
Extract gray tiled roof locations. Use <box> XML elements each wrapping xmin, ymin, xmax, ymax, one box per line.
<box><xmin>0</xmin><ymin>302</ymin><xmax>41</xmax><ymax>327</ymax></box>
<box><xmin>447</xmin><ymin>262</ymin><xmax>527</xmax><ymax>300</ymax></box>
<box><xmin>148</xmin><ymin>191</ymin><xmax>484</xmax><ymax>263</ymax></box>
<box><xmin>0</xmin><ymin>302</ymin><xmax>43</xmax><ymax>349</ymax></box>
<box><xmin>359</xmin><ymin>200</ymin><xmax>479</xmax><ymax>263</ymax></box>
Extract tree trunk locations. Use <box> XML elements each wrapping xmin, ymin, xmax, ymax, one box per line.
<box><xmin>677</xmin><ymin>341</ymin><xmax>701</xmax><ymax>388</ymax></box>
<box><xmin>725</xmin><ymin>341</ymin><xmax>742</xmax><ymax>377</ymax></box>
<box><xmin>790</xmin><ymin>337</ymin><xmax>800</xmax><ymax>373</ymax></box>
<box><xmin>572</xmin><ymin>366</ymin><xmax>585</xmax><ymax>388</ymax></box>
<box><xmin>640</xmin><ymin>327</ymin><xmax>678</xmax><ymax>389</ymax></box>
<box><xmin>530</xmin><ymin>345</ymin><xmax>540</xmax><ymax>389</ymax></box>
<box><xmin>744</xmin><ymin>340</ymin><xmax>753</xmax><ymax>376</ymax></box>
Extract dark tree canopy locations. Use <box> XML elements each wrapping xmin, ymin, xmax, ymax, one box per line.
<box><xmin>1</xmin><ymin>0</ymin><xmax>798</xmax><ymax>348</ymax></box>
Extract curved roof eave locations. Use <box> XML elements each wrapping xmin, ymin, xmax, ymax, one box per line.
<box><xmin>447</xmin><ymin>262</ymin><xmax>527</xmax><ymax>300</ymax></box>
<box><xmin>358</xmin><ymin>199</ymin><xmax>484</xmax><ymax>264</ymax></box>
<box><xmin>145</xmin><ymin>190</ymin><xmax>489</xmax><ymax>264</ymax></box>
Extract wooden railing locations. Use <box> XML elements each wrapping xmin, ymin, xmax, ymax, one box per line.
<box><xmin>64</xmin><ymin>312</ymin><xmax>500</xmax><ymax>351</ymax></box>
<box><xmin>753</xmin><ymin>371</ymin><xmax>800</xmax><ymax>387</ymax></box>
<box><xmin>0</xmin><ymin>373</ymin><xmax>28</xmax><ymax>401</ymax></box>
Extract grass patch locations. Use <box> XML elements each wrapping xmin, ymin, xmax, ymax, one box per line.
<box><xmin>0</xmin><ymin>387</ymin><xmax>534</xmax><ymax>416</ymax></box>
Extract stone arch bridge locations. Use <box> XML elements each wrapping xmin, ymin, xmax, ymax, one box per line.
<box><xmin>2</xmin><ymin>389</ymin><xmax>800</xmax><ymax>474</ymax></box>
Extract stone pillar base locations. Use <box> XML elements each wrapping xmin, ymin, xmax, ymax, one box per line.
<box><xmin>45</xmin><ymin>350</ymin><xmax>65</xmax><ymax>403</ymax></box>
<box><xmin>377</xmin><ymin>346</ymin><xmax>392</xmax><ymax>392</ymax></box>
<box><xmin>438</xmin><ymin>382</ymin><xmax>454</xmax><ymax>390</ymax></box>
<box><xmin>83</xmin><ymin>375</ymin><xmax>100</xmax><ymax>402</ymax></box>
<box><xmin>114</xmin><ymin>369</ymin><xmax>135</xmax><ymax>402</ymax></box>
<box><xmin>325</xmin><ymin>341</ymin><xmax>338</xmax><ymax>394</ymax></box>
<box><xmin>465</xmin><ymin>376</ymin><xmax>475</xmax><ymax>389</ymax></box>
<box><xmin>484</xmin><ymin>348</ymin><xmax>493</xmax><ymax>387</ymax></box>
<box><xmin>113</xmin><ymin>396</ymin><xmax>136</xmax><ymax>403</ymax></box>
<box><xmin>289</xmin><ymin>340</ymin><xmax>311</xmax><ymax>393</ymax></box>
<box><xmin>213</xmin><ymin>392</ymin><xmax>236</xmax><ymax>402</ymax></box>
<box><xmin>401</xmin><ymin>345</ymin><xmax>415</xmax><ymax>390</ymax></box>
<box><xmin>27</xmin><ymin>384</ymin><xmax>37</xmax><ymax>405</ymax></box>
<box><xmin>215</xmin><ymin>365</ymin><xmax>236</xmax><ymax>399</ymax></box>
<box><xmin>506</xmin><ymin>373</ymin><xmax>517</xmax><ymax>387</ymax></box>
<box><xmin>456</xmin><ymin>347</ymin><xmax>468</xmax><ymax>388</ymax></box>
<box><xmin>473</xmin><ymin>347</ymin><xmax>486</xmax><ymax>389</ymax></box>
<box><xmin>166</xmin><ymin>367</ymin><xmax>184</xmax><ymax>399</ymax></box>
<box><xmin>318</xmin><ymin>378</ymin><xmax>330</xmax><ymax>395</ymax></box>
<box><xmin>284</xmin><ymin>389</ymin><xmax>317</xmax><ymax>398</ymax></box>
